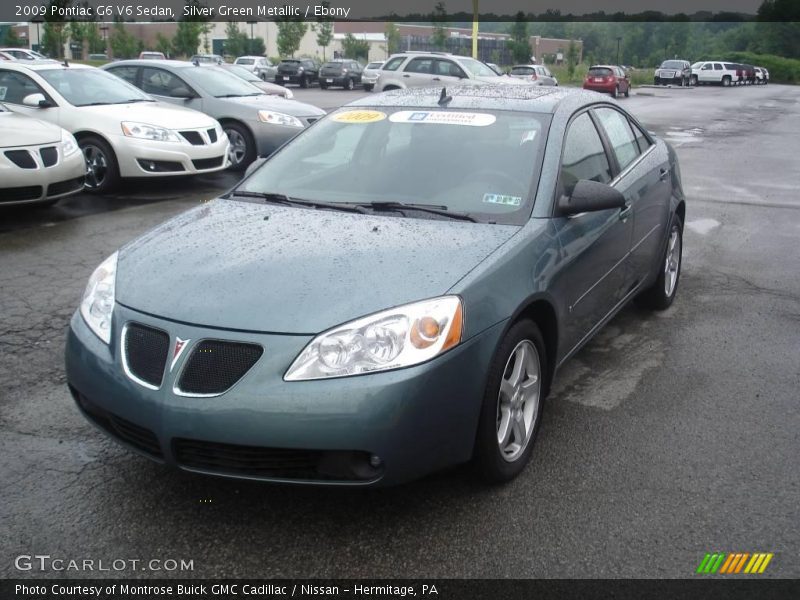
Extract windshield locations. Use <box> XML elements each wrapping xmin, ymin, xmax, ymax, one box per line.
<box><xmin>691</xmin><ymin>62</ymin><xmax>703</xmax><ymax>69</ymax></box>
<box><xmin>236</xmin><ymin>58</ymin><xmax>255</xmax><ymax>65</ymax></box>
<box><xmin>238</xmin><ymin>107</ymin><xmax>549</xmax><ymax>225</ymax></box>
<box><xmin>366</xmin><ymin>62</ymin><xmax>383</xmax><ymax>69</ymax></box>
<box><xmin>226</xmin><ymin>65</ymin><xmax>261</xmax><ymax>82</ymax></box>
<box><xmin>459</xmin><ymin>58</ymin><xmax>500</xmax><ymax>77</ymax></box>
<box><xmin>511</xmin><ymin>66</ymin><xmax>534</xmax><ymax>75</ymax></box>
<box><xmin>184</xmin><ymin>66</ymin><xmax>262</xmax><ymax>97</ymax></box>
<box><xmin>38</xmin><ymin>68</ymin><xmax>153</xmax><ymax>106</ymax></box>
<box><xmin>661</xmin><ymin>61</ymin><xmax>685</xmax><ymax>69</ymax></box>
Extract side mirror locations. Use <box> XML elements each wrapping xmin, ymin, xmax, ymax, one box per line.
<box><xmin>172</xmin><ymin>86</ymin><xmax>195</xmax><ymax>99</ymax></box>
<box><xmin>556</xmin><ymin>179</ymin><xmax>626</xmax><ymax>217</ymax></box>
<box><xmin>22</xmin><ymin>93</ymin><xmax>51</xmax><ymax>108</ymax></box>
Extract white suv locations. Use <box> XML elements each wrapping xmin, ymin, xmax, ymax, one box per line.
<box><xmin>691</xmin><ymin>61</ymin><xmax>739</xmax><ymax>86</ymax></box>
<box><xmin>375</xmin><ymin>52</ymin><xmax>525</xmax><ymax>92</ymax></box>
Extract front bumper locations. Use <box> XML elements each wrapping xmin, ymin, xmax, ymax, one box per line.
<box><xmin>0</xmin><ymin>146</ymin><xmax>85</xmax><ymax>206</ymax></box>
<box><xmin>65</xmin><ymin>304</ymin><xmax>506</xmax><ymax>486</ymax></box>
<box><xmin>108</xmin><ymin>133</ymin><xmax>230</xmax><ymax>178</ymax></box>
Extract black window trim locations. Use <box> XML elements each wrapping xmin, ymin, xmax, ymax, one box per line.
<box><xmin>590</xmin><ymin>104</ymin><xmax>657</xmax><ymax>185</ymax></box>
<box><xmin>106</xmin><ymin>64</ymin><xmax>142</xmax><ymax>88</ymax></box>
<box><xmin>141</xmin><ymin>66</ymin><xmax>198</xmax><ymax>99</ymax></box>
<box><xmin>0</xmin><ymin>68</ymin><xmax>58</xmax><ymax>107</ymax></box>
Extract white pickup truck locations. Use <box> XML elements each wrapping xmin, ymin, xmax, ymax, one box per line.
<box><xmin>691</xmin><ymin>61</ymin><xmax>739</xmax><ymax>86</ymax></box>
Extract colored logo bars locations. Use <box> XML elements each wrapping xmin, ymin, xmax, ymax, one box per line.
<box><xmin>696</xmin><ymin>552</ymin><xmax>774</xmax><ymax>574</ymax></box>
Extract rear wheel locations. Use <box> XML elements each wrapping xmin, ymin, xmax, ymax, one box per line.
<box><xmin>222</xmin><ymin>122</ymin><xmax>255</xmax><ymax>172</ymax></box>
<box><xmin>299</xmin><ymin>75</ymin><xmax>309</xmax><ymax>88</ymax></box>
<box><xmin>344</xmin><ymin>77</ymin><xmax>354</xmax><ymax>91</ymax></box>
<box><xmin>691</xmin><ymin>75</ymin><xmax>698</xmax><ymax>86</ymax></box>
<box><xmin>475</xmin><ymin>320</ymin><xmax>547</xmax><ymax>483</ymax></box>
<box><xmin>636</xmin><ymin>215</ymin><xmax>683</xmax><ymax>310</ymax></box>
<box><xmin>612</xmin><ymin>86</ymin><xmax>619</xmax><ymax>99</ymax></box>
<box><xmin>80</xmin><ymin>135</ymin><xmax>119</xmax><ymax>194</ymax></box>
<box><xmin>722</xmin><ymin>75</ymin><xmax>732</xmax><ymax>87</ymax></box>
<box><xmin>363</xmin><ymin>84</ymin><xmax>374</xmax><ymax>92</ymax></box>
<box><xmin>319</xmin><ymin>82</ymin><xmax>328</xmax><ymax>90</ymax></box>
<box><xmin>624</xmin><ymin>85</ymin><xmax>630</xmax><ymax>97</ymax></box>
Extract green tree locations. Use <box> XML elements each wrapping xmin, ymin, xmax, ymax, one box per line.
<box><xmin>2</xmin><ymin>26</ymin><xmax>24</xmax><ymax>47</ymax></box>
<box><xmin>384</xmin><ymin>22</ymin><xmax>401</xmax><ymax>56</ymax></box>
<box><xmin>155</xmin><ymin>32</ymin><xmax>173</xmax><ymax>58</ymax></box>
<box><xmin>566</xmin><ymin>40</ymin><xmax>579</xmax><ymax>78</ymax></box>
<box><xmin>507</xmin><ymin>11</ymin><xmax>531</xmax><ymax>64</ymax></box>
<box><xmin>431</xmin><ymin>2</ymin><xmax>448</xmax><ymax>50</ymax></box>
<box><xmin>248</xmin><ymin>38</ymin><xmax>266</xmax><ymax>56</ymax></box>
<box><xmin>312</xmin><ymin>2</ymin><xmax>334</xmax><ymax>60</ymax></box>
<box><xmin>224</xmin><ymin>21</ymin><xmax>249</xmax><ymax>57</ymax></box>
<box><xmin>110</xmin><ymin>22</ymin><xmax>141</xmax><ymax>59</ymax></box>
<box><xmin>174</xmin><ymin>0</ymin><xmax>211</xmax><ymax>58</ymax></box>
<box><xmin>276</xmin><ymin>21</ymin><xmax>307</xmax><ymax>58</ymax></box>
<box><xmin>342</xmin><ymin>33</ymin><xmax>369</xmax><ymax>61</ymax></box>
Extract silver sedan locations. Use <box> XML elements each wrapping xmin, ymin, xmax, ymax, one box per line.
<box><xmin>102</xmin><ymin>60</ymin><xmax>325</xmax><ymax>170</ymax></box>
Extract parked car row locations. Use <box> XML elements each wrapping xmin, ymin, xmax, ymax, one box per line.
<box><xmin>690</xmin><ymin>61</ymin><xmax>770</xmax><ymax>86</ymax></box>
<box><xmin>0</xmin><ymin>59</ymin><xmax>325</xmax><ymax>203</ymax></box>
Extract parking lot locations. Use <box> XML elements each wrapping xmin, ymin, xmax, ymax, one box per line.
<box><xmin>1</xmin><ymin>83</ymin><xmax>799</xmax><ymax>578</ymax></box>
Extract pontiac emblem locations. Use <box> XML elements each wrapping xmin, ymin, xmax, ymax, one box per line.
<box><xmin>170</xmin><ymin>337</ymin><xmax>190</xmax><ymax>371</ymax></box>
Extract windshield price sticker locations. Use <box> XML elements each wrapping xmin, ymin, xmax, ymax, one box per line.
<box><xmin>332</xmin><ymin>110</ymin><xmax>387</xmax><ymax>123</ymax></box>
<box><xmin>390</xmin><ymin>111</ymin><xmax>497</xmax><ymax>126</ymax></box>
<box><xmin>483</xmin><ymin>193</ymin><xmax>523</xmax><ymax>206</ymax></box>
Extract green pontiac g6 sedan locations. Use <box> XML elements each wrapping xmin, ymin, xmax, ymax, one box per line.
<box><xmin>66</xmin><ymin>85</ymin><xmax>685</xmax><ymax>486</ymax></box>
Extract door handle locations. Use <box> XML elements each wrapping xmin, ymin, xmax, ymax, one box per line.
<box><xmin>619</xmin><ymin>203</ymin><xmax>632</xmax><ymax>220</ymax></box>
<box><xmin>402</xmin><ymin>74</ymin><xmax>410</xmax><ymax>78</ymax></box>
<box><xmin>659</xmin><ymin>167</ymin><xmax>670</xmax><ymax>181</ymax></box>
<box><xmin>432</xmin><ymin>77</ymin><xmax>441</xmax><ymax>81</ymax></box>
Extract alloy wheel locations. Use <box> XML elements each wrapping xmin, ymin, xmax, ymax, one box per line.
<box><xmin>83</xmin><ymin>144</ymin><xmax>108</xmax><ymax>189</ymax></box>
<box><xmin>496</xmin><ymin>340</ymin><xmax>541</xmax><ymax>462</ymax></box>
<box><xmin>664</xmin><ymin>226</ymin><xmax>682</xmax><ymax>297</ymax></box>
<box><xmin>225</xmin><ymin>128</ymin><xmax>248</xmax><ymax>167</ymax></box>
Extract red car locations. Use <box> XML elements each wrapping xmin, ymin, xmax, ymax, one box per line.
<box><xmin>583</xmin><ymin>65</ymin><xmax>630</xmax><ymax>98</ymax></box>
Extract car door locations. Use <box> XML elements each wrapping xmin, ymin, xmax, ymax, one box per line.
<box><xmin>0</xmin><ymin>69</ymin><xmax>61</xmax><ymax>124</ymax></box>
<box><xmin>350</xmin><ymin>61</ymin><xmax>363</xmax><ymax>84</ymax></box>
<box><xmin>140</xmin><ymin>66</ymin><xmax>203</xmax><ymax>111</ymax></box>
<box><xmin>433</xmin><ymin>59</ymin><xmax>467</xmax><ymax>85</ymax></box>
<box><xmin>401</xmin><ymin>57</ymin><xmax>436</xmax><ymax>87</ymax></box>
<box><xmin>551</xmin><ymin>111</ymin><xmax>634</xmax><ymax>353</ymax></box>
<box><xmin>698</xmin><ymin>62</ymin><xmax>714</xmax><ymax>83</ymax></box>
<box><xmin>593</xmin><ymin>106</ymin><xmax>669</xmax><ymax>293</ymax></box>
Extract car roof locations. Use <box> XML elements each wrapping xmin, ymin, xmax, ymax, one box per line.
<box><xmin>348</xmin><ymin>84</ymin><xmax>609</xmax><ymax>115</ymax></box>
<box><xmin>105</xmin><ymin>59</ymin><xmax>203</xmax><ymax>69</ymax></box>
<box><xmin>0</xmin><ymin>61</ymin><xmax>93</xmax><ymax>72</ymax></box>
<box><xmin>235</xmin><ymin>56</ymin><xmax>263</xmax><ymax>60</ymax></box>
<box><xmin>589</xmin><ymin>65</ymin><xmax>618</xmax><ymax>69</ymax></box>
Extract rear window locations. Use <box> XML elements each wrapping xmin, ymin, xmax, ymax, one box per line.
<box><xmin>322</xmin><ymin>62</ymin><xmax>342</xmax><ymax>69</ymax></box>
<box><xmin>236</xmin><ymin>58</ymin><xmax>255</xmax><ymax>65</ymax></box>
<box><xmin>661</xmin><ymin>61</ymin><xmax>685</xmax><ymax>69</ymax></box>
<box><xmin>511</xmin><ymin>66</ymin><xmax>534</xmax><ymax>75</ymax></box>
<box><xmin>588</xmin><ymin>67</ymin><xmax>612</xmax><ymax>77</ymax></box>
<box><xmin>366</xmin><ymin>62</ymin><xmax>383</xmax><ymax>69</ymax></box>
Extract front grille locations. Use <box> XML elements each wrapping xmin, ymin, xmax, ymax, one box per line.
<box><xmin>191</xmin><ymin>156</ymin><xmax>224</xmax><ymax>170</ymax></box>
<box><xmin>123</xmin><ymin>323</ymin><xmax>170</xmax><ymax>388</ymax></box>
<box><xmin>136</xmin><ymin>159</ymin><xmax>185</xmax><ymax>173</ymax></box>
<box><xmin>1</xmin><ymin>185</ymin><xmax>42</xmax><ymax>202</ymax></box>
<box><xmin>5</xmin><ymin>150</ymin><xmax>36</xmax><ymax>169</ymax></box>
<box><xmin>179</xmin><ymin>131</ymin><xmax>204</xmax><ymax>145</ymax></box>
<box><xmin>207</xmin><ymin>128</ymin><xmax>217</xmax><ymax>143</ymax></box>
<box><xmin>72</xmin><ymin>388</ymin><xmax>163</xmax><ymax>458</ymax></box>
<box><xmin>176</xmin><ymin>340</ymin><xmax>262</xmax><ymax>395</ymax></box>
<box><xmin>40</xmin><ymin>146</ymin><xmax>58</xmax><ymax>167</ymax></box>
<box><xmin>47</xmin><ymin>176</ymin><xmax>84</xmax><ymax>198</ymax></box>
<box><xmin>173</xmin><ymin>439</ymin><xmax>378</xmax><ymax>481</ymax></box>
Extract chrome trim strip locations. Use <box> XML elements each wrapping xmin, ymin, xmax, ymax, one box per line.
<box><xmin>120</xmin><ymin>322</ymin><xmax>164</xmax><ymax>391</ymax></box>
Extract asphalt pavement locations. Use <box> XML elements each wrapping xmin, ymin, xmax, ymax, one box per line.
<box><xmin>1</xmin><ymin>83</ymin><xmax>799</xmax><ymax>579</ymax></box>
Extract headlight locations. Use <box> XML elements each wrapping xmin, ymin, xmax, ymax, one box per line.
<box><xmin>121</xmin><ymin>121</ymin><xmax>181</xmax><ymax>143</ymax></box>
<box><xmin>80</xmin><ymin>252</ymin><xmax>118</xmax><ymax>344</ymax></box>
<box><xmin>284</xmin><ymin>296</ymin><xmax>463</xmax><ymax>381</ymax></box>
<box><xmin>60</xmin><ymin>129</ymin><xmax>79</xmax><ymax>157</ymax></box>
<box><xmin>258</xmin><ymin>110</ymin><xmax>303</xmax><ymax>127</ymax></box>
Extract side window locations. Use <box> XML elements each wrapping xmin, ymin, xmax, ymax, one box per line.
<box><xmin>594</xmin><ymin>108</ymin><xmax>640</xmax><ymax>172</ymax></box>
<box><xmin>106</xmin><ymin>66</ymin><xmax>138</xmax><ymax>86</ymax></box>
<box><xmin>405</xmin><ymin>58</ymin><xmax>433</xmax><ymax>74</ymax></box>
<box><xmin>714</xmin><ymin>63</ymin><xmax>723</xmax><ymax>70</ymax></box>
<box><xmin>0</xmin><ymin>70</ymin><xmax>46</xmax><ymax>104</ymax></box>
<box><xmin>701</xmin><ymin>63</ymin><xmax>712</xmax><ymax>70</ymax></box>
<box><xmin>382</xmin><ymin>56</ymin><xmax>406</xmax><ymax>71</ymax></box>
<box><xmin>436</xmin><ymin>60</ymin><xmax>466</xmax><ymax>78</ymax></box>
<box><xmin>142</xmin><ymin>68</ymin><xmax>190</xmax><ymax>97</ymax></box>
<box><xmin>558</xmin><ymin>112</ymin><xmax>613</xmax><ymax>198</ymax></box>
<box><xmin>629</xmin><ymin>120</ymin><xmax>652</xmax><ymax>154</ymax></box>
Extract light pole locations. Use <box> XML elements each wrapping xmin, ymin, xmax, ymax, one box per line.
<box><xmin>616</xmin><ymin>36</ymin><xmax>622</xmax><ymax>65</ymax></box>
<box><xmin>100</xmin><ymin>25</ymin><xmax>108</xmax><ymax>57</ymax></box>
<box><xmin>32</xmin><ymin>17</ymin><xmax>43</xmax><ymax>52</ymax></box>
<box><xmin>247</xmin><ymin>20</ymin><xmax>256</xmax><ymax>55</ymax></box>
<box><xmin>472</xmin><ymin>0</ymin><xmax>478</xmax><ymax>59</ymax></box>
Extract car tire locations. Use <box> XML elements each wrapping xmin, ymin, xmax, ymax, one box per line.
<box><xmin>299</xmin><ymin>75</ymin><xmax>308</xmax><ymax>88</ymax></box>
<box><xmin>691</xmin><ymin>75</ymin><xmax>698</xmax><ymax>86</ymax></box>
<box><xmin>624</xmin><ymin>86</ymin><xmax>630</xmax><ymax>97</ymax></box>
<box><xmin>344</xmin><ymin>78</ymin><xmax>354</xmax><ymax>91</ymax></box>
<box><xmin>635</xmin><ymin>215</ymin><xmax>683</xmax><ymax>310</ymax></box>
<box><xmin>222</xmin><ymin>122</ymin><xmax>256</xmax><ymax>172</ymax></box>
<box><xmin>654</xmin><ymin>77</ymin><xmax>660</xmax><ymax>85</ymax></box>
<box><xmin>722</xmin><ymin>75</ymin><xmax>732</xmax><ymax>87</ymax></box>
<box><xmin>474</xmin><ymin>320</ymin><xmax>547</xmax><ymax>484</ymax></box>
<box><xmin>612</xmin><ymin>86</ymin><xmax>619</xmax><ymax>99</ymax></box>
<box><xmin>320</xmin><ymin>82</ymin><xmax>328</xmax><ymax>90</ymax></box>
<box><xmin>79</xmin><ymin>135</ymin><xmax>120</xmax><ymax>194</ymax></box>
<box><xmin>363</xmin><ymin>84</ymin><xmax>374</xmax><ymax>92</ymax></box>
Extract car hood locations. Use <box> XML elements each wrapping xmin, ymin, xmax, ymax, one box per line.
<box><xmin>76</xmin><ymin>101</ymin><xmax>217</xmax><ymax>128</ymax></box>
<box><xmin>219</xmin><ymin>95</ymin><xmax>325</xmax><ymax>117</ymax></box>
<box><xmin>0</xmin><ymin>111</ymin><xmax>61</xmax><ymax>146</ymax></box>
<box><xmin>116</xmin><ymin>199</ymin><xmax>518</xmax><ymax>334</ymax></box>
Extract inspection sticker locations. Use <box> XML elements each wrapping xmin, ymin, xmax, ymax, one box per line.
<box><xmin>389</xmin><ymin>111</ymin><xmax>496</xmax><ymax>126</ymax></box>
<box><xmin>483</xmin><ymin>193</ymin><xmax>522</xmax><ymax>206</ymax></box>
<box><xmin>331</xmin><ymin>109</ymin><xmax>387</xmax><ymax>123</ymax></box>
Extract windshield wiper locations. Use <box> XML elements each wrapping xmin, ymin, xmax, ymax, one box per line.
<box><xmin>357</xmin><ymin>201</ymin><xmax>477</xmax><ymax>222</ymax></box>
<box><xmin>215</xmin><ymin>93</ymin><xmax>261</xmax><ymax>98</ymax></box>
<box><xmin>229</xmin><ymin>191</ymin><xmax>368</xmax><ymax>214</ymax></box>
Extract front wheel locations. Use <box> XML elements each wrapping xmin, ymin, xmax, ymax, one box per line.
<box><xmin>722</xmin><ymin>75</ymin><xmax>732</xmax><ymax>87</ymax></box>
<box><xmin>691</xmin><ymin>75</ymin><xmax>698</xmax><ymax>86</ymax></box>
<box><xmin>344</xmin><ymin>77</ymin><xmax>354</xmax><ymax>91</ymax></box>
<box><xmin>635</xmin><ymin>216</ymin><xmax>683</xmax><ymax>310</ymax></box>
<box><xmin>299</xmin><ymin>75</ymin><xmax>309</xmax><ymax>88</ymax></box>
<box><xmin>319</xmin><ymin>82</ymin><xmax>328</xmax><ymax>90</ymax></box>
<box><xmin>80</xmin><ymin>135</ymin><xmax>119</xmax><ymax>194</ymax></box>
<box><xmin>474</xmin><ymin>320</ymin><xmax>547</xmax><ymax>483</ymax></box>
<box><xmin>222</xmin><ymin>122</ymin><xmax>255</xmax><ymax>172</ymax></box>
<box><xmin>363</xmin><ymin>84</ymin><xmax>374</xmax><ymax>92</ymax></box>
